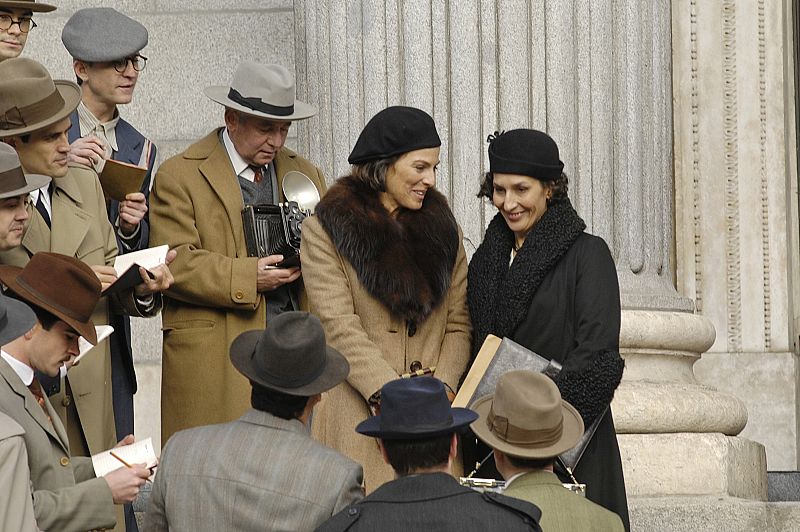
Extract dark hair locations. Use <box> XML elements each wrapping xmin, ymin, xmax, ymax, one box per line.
<box><xmin>250</xmin><ymin>382</ymin><xmax>310</xmax><ymax>420</ymax></box>
<box><xmin>478</xmin><ymin>171</ymin><xmax>570</xmax><ymax>206</ymax></box>
<box><xmin>350</xmin><ymin>155</ymin><xmax>400</xmax><ymax>193</ymax></box>
<box><xmin>3</xmin><ymin>291</ymin><xmax>59</xmax><ymax>331</ymax></box>
<box><xmin>381</xmin><ymin>433</ymin><xmax>452</xmax><ymax>476</ymax></box>
<box><xmin>506</xmin><ymin>455</ymin><xmax>555</xmax><ymax>471</ymax></box>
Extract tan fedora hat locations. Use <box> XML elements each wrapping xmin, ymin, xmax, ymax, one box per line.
<box><xmin>0</xmin><ymin>143</ymin><xmax>49</xmax><ymax>198</ymax></box>
<box><xmin>0</xmin><ymin>0</ymin><xmax>56</xmax><ymax>12</ymax></box>
<box><xmin>204</xmin><ymin>61</ymin><xmax>317</xmax><ymax>121</ymax></box>
<box><xmin>471</xmin><ymin>370</ymin><xmax>584</xmax><ymax>459</ymax></box>
<box><xmin>0</xmin><ymin>252</ymin><xmax>101</xmax><ymax>344</ymax></box>
<box><xmin>0</xmin><ymin>58</ymin><xmax>81</xmax><ymax>137</ymax></box>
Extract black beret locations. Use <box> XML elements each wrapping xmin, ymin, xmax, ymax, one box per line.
<box><xmin>348</xmin><ymin>106</ymin><xmax>441</xmax><ymax>164</ymax></box>
<box><xmin>488</xmin><ymin>129</ymin><xmax>564</xmax><ymax>181</ymax></box>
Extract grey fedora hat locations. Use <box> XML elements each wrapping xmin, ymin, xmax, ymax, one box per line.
<box><xmin>62</xmin><ymin>7</ymin><xmax>148</xmax><ymax>62</ymax></box>
<box><xmin>0</xmin><ymin>143</ymin><xmax>49</xmax><ymax>199</ymax></box>
<box><xmin>0</xmin><ymin>291</ymin><xmax>36</xmax><ymax>346</ymax></box>
<box><xmin>0</xmin><ymin>58</ymin><xmax>81</xmax><ymax>138</ymax></box>
<box><xmin>0</xmin><ymin>0</ymin><xmax>56</xmax><ymax>12</ymax></box>
<box><xmin>204</xmin><ymin>62</ymin><xmax>317</xmax><ymax>121</ymax></box>
<box><xmin>230</xmin><ymin>311</ymin><xmax>348</xmax><ymax>396</ymax></box>
<box><xmin>471</xmin><ymin>370</ymin><xmax>584</xmax><ymax>459</ymax></box>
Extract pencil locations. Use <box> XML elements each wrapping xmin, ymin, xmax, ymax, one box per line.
<box><xmin>110</xmin><ymin>451</ymin><xmax>152</xmax><ymax>483</ymax></box>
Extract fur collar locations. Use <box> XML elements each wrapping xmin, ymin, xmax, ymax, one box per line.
<box><xmin>315</xmin><ymin>175</ymin><xmax>459</xmax><ymax>325</ymax></box>
<box><xmin>467</xmin><ymin>199</ymin><xmax>586</xmax><ymax>359</ymax></box>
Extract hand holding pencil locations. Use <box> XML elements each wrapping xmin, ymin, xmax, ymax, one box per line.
<box><xmin>104</xmin><ymin>458</ymin><xmax>151</xmax><ymax>504</ymax></box>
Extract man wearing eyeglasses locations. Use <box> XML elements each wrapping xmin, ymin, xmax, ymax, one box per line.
<box><xmin>60</xmin><ymin>9</ymin><xmax>156</xmax><ymax>531</ymax></box>
<box><xmin>0</xmin><ymin>0</ymin><xmax>54</xmax><ymax>62</ymax></box>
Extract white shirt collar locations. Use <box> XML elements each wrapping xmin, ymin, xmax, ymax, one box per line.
<box><xmin>1</xmin><ymin>349</ymin><xmax>34</xmax><ymax>386</ymax></box>
<box><xmin>504</xmin><ymin>471</ymin><xmax>528</xmax><ymax>488</ymax></box>
<box><xmin>222</xmin><ymin>128</ymin><xmax>257</xmax><ymax>182</ymax></box>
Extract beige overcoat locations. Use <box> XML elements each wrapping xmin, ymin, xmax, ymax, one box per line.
<box><xmin>0</xmin><ymin>166</ymin><xmax>152</xmax><ymax>459</ymax></box>
<box><xmin>301</xmin><ymin>215</ymin><xmax>471</xmax><ymax>492</ymax></box>
<box><xmin>150</xmin><ymin>129</ymin><xmax>327</xmax><ymax>444</ymax></box>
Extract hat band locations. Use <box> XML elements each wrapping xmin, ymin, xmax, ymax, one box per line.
<box><xmin>228</xmin><ymin>88</ymin><xmax>294</xmax><ymax>117</ymax></box>
<box><xmin>0</xmin><ymin>166</ymin><xmax>29</xmax><ymax>195</ymax></box>
<box><xmin>0</xmin><ymin>89</ymin><xmax>65</xmax><ymax>132</ymax></box>
<box><xmin>486</xmin><ymin>407</ymin><xmax>564</xmax><ymax>447</ymax></box>
<box><xmin>15</xmin><ymin>275</ymin><xmax>90</xmax><ymax>324</ymax></box>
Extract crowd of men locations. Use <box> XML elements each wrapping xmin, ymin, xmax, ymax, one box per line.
<box><xmin>0</xmin><ymin>1</ymin><xmax>625</xmax><ymax>530</ymax></box>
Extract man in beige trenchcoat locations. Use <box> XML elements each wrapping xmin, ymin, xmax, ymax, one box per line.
<box><xmin>0</xmin><ymin>58</ymin><xmax>172</xmax><ymax>466</ymax></box>
<box><xmin>150</xmin><ymin>61</ymin><xmax>327</xmax><ymax>443</ymax></box>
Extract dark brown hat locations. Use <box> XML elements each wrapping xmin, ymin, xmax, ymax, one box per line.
<box><xmin>0</xmin><ymin>252</ymin><xmax>100</xmax><ymax>344</ymax></box>
<box><xmin>471</xmin><ymin>370</ymin><xmax>584</xmax><ymax>459</ymax></box>
<box><xmin>0</xmin><ymin>0</ymin><xmax>56</xmax><ymax>12</ymax></box>
<box><xmin>230</xmin><ymin>311</ymin><xmax>348</xmax><ymax>396</ymax></box>
<box><xmin>0</xmin><ymin>58</ymin><xmax>81</xmax><ymax>137</ymax></box>
<box><xmin>487</xmin><ymin>129</ymin><xmax>564</xmax><ymax>181</ymax></box>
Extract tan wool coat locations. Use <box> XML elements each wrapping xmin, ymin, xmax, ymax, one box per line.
<box><xmin>300</xmin><ymin>177</ymin><xmax>471</xmax><ymax>492</ymax></box>
<box><xmin>0</xmin><ymin>166</ymin><xmax>154</xmax><ymax>459</ymax></box>
<box><xmin>150</xmin><ymin>129</ymin><xmax>327</xmax><ymax>444</ymax></box>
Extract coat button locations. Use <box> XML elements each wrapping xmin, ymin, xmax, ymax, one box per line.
<box><xmin>348</xmin><ymin>508</ymin><xmax>358</xmax><ymax>516</ymax></box>
<box><xmin>235</xmin><ymin>290</ymin><xmax>244</xmax><ymax>300</ymax></box>
<box><xmin>409</xmin><ymin>361</ymin><xmax>422</xmax><ymax>372</ymax></box>
<box><xmin>60</xmin><ymin>456</ymin><xmax>70</xmax><ymax>467</ymax></box>
<box><xmin>62</xmin><ymin>395</ymin><xmax>71</xmax><ymax>407</ymax></box>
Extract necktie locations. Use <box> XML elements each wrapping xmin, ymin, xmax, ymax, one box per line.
<box><xmin>34</xmin><ymin>192</ymin><xmax>51</xmax><ymax>228</ymax></box>
<box><xmin>250</xmin><ymin>165</ymin><xmax>263</xmax><ymax>184</ymax></box>
<box><xmin>28</xmin><ymin>379</ymin><xmax>52</xmax><ymax>423</ymax></box>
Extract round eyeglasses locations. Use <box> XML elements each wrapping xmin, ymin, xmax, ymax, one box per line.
<box><xmin>0</xmin><ymin>14</ymin><xmax>36</xmax><ymax>33</ymax></box>
<box><xmin>111</xmin><ymin>54</ymin><xmax>148</xmax><ymax>73</ymax></box>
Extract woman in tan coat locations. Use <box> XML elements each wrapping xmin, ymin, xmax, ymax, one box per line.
<box><xmin>301</xmin><ymin>106</ymin><xmax>471</xmax><ymax>491</ymax></box>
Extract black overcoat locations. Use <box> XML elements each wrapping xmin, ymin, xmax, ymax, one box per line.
<box><xmin>466</xmin><ymin>200</ymin><xmax>629</xmax><ymax>531</ymax></box>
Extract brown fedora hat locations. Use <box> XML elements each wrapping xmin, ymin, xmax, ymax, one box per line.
<box><xmin>0</xmin><ymin>58</ymin><xmax>81</xmax><ymax>137</ymax></box>
<box><xmin>0</xmin><ymin>252</ymin><xmax>100</xmax><ymax>344</ymax></box>
<box><xmin>0</xmin><ymin>0</ymin><xmax>56</xmax><ymax>12</ymax></box>
<box><xmin>230</xmin><ymin>311</ymin><xmax>348</xmax><ymax>396</ymax></box>
<box><xmin>0</xmin><ymin>143</ymin><xmax>49</xmax><ymax>198</ymax></box>
<box><xmin>471</xmin><ymin>370</ymin><xmax>584</xmax><ymax>459</ymax></box>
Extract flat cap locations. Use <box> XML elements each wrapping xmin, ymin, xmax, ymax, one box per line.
<box><xmin>62</xmin><ymin>8</ymin><xmax>148</xmax><ymax>62</ymax></box>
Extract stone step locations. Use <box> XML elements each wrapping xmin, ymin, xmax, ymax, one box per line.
<box><xmin>631</xmin><ymin>496</ymin><xmax>800</xmax><ymax>531</ymax></box>
<box><xmin>769</xmin><ymin>472</ymin><xmax>800</xmax><ymax>502</ymax></box>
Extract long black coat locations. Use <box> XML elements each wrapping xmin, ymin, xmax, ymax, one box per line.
<box><xmin>466</xmin><ymin>200</ymin><xmax>629</xmax><ymax>531</ymax></box>
<box><xmin>316</xmin><ymin>472</ymin><xmax>541</xmax><ymax>531</ymax></box>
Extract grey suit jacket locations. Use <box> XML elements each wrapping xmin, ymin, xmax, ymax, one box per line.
<box><xmin>503</xmin><ymin>470</ymin><xmax>625</xmax><ymax>532</ymax></box>
<box><xmin>0</xmin><ymin>358</ymin><xmax>115</xmax><ymax>532</ymax></box>
<box><xmin>0</xmin><ymin>412</ymin><xmax>36</xmax><ymax>532</ymax></box>
<box><xmin>145</xmin><ymin>408</ymin><xmax>364</xmax><ymax>531</ymax></box>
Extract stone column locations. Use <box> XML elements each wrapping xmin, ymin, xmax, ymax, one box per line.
<box><xmin>295</xmin><ymin>0</ymin><xmax>768</xmax><ymax>527</ymax></box>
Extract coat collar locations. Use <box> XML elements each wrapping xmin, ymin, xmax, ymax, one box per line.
<box><xmin>314</xmin><ymin>175</ymin><xmax>459</xmax><ymax>325</ymax></box>
<box><xmin>467</xmin><ymin>200</ymin><xmax>586</xmax><ymax>360</ymax></box>
<box><xmin>365</xmin><ymin>472</ymin><xmax>467</xmax><ymax>502</ymax></box>
<box><xmin>0</xmin><ymin>358</ymin><xmax>70</xmax><ymax>453</ymax></box>
<box><xmin>238</xmin><ymin>407</ymin><xmax>310</xmax><ymax>435</ymax></box>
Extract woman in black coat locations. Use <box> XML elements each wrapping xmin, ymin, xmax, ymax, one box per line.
<box><xmin>465</xmin><ymin>129</ymin><xmax>629</xmax><ymax>530</ymax></box>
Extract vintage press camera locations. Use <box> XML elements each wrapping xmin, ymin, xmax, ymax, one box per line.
<box><xmin>241</xmin><ymin>171</ymin><xmax>320</xmax><ymax>267</ymax></box>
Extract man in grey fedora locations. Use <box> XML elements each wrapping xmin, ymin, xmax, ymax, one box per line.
<box><xmin>318</xmin><ymin>377</ymin><xmax>543</xmax><ymax>531</ymax></box>
<box><xmin>0</xmin><ymin>0</ymin><xmax>55</xmax><ymax>63</ymax></box>
<box><xmin>0</xmin><ymin>142</ymin><xmax>49</xmax><ymax>251</ymax></box>
<box><xmin>145</xmin><ymin>311</ymin><xmax>364</xmax><ymax>531</ymax></box>
<box><xmin>150</xmin><ymin>61</ymin><xmax>328</xmax><ymax>444</ymax></box>
<box><xmin>471</xmin><ymin>370</ymin><xmax>625</xmax><ymax>532</ymax></box>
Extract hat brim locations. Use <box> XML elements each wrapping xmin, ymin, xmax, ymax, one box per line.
<box><xmin>0</xmin><ymin>265</ymin><xmax>97</xmax><ymax>344</ymax></box>
<box><xmin>355</xmin><ymin>407</ymin><xmax>478</xmax><ymax>440</ymax></box>
<box><xmin>470</xmin><ymin>394</ymin><xmax>584</xmax><ymax>459</ymax></box>
<box><xmin>0</xmin><ymin>294</ymin><xmax>37</xmax><ymax>345</ymax></box>
<box><xmin>204</xmin><ymin>86</ymin><xmax>317</xmax><ymax>121</ymax></box>
<box><xmin>229</xmin><ymin>329</ymin><xmax>349</xmax><ymax>396</ymax></box>
<box><xmin>0</xmin><ymin>172</ymin><xmax>50</xmax><ymax>199</ymax></box>
<box><xmin>0</xmin><ymin>80</ymin><xmax>81</xmax><ymax>137</ymax></box>
<box><xmin>0</xmin><ymin>1</ymin><xmax>56</xmax><ymax>12</ymax></box>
